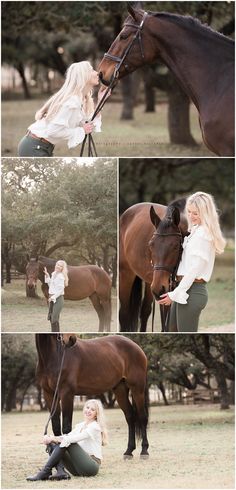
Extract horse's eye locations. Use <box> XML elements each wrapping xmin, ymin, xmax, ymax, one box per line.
<box><xmin>120</xmin><ymin>32</ymin><xmax>129</xmax><ymax>40</ymax></box>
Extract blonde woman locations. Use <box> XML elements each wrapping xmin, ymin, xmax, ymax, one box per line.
<box><xmin>18</xmin><ymin>61</ymin><xmax>110</xmax><ymax>156</ymax></box>
<box><xmin>44</xmin><ymin>260</ymin><xmax>69</xmax><ymax>332</ymax></box>
<box><xmin>27</xmin><ymin>399</ymin><xmax>108</xmax><ymax>481</ymax></box>
<box><xmin>158</xmin><ymin>192</ymin><xmax>226</xmax><ymax>332</ymax></box>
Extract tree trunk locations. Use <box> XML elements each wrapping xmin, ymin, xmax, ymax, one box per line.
<box><xmin>111</xmin><ymin>252</ymin><xmax>117</xmax><ymax>289</ymax></box>
<box><xmin>16</xmin><ymin>61</ymin><xmax>31</xmax><ymax>99</ymax></box>
<box><xmin>215</xmin><ymin>372</ymin><xmax>230</xmax><ymax>409</ymax></box>
<box><xmin>5</xmin><ymin>387</ymin><xmax>17</xmax><ymax>412</ymax></box>
<box><xmin>157</xmin><ymin>381</ymin><xmax>169</xmax><ymax>405</ymax></box>
<box><xmin>143</xmin><ymin>68</ymin><xmax>156</xmax><ymax>112</ymax></box>
<box><xmin>168</xmin><ymin>85</ymin><xmax>198</xmax><ymax>146</ymax></box>
<box><xmin>6</xmin><ymin>259</ymin><xmax>11</xmax><ymax>283</ymax></box>
<box><xmin>120</xmin><ymin>75</ymin><xmax>134</xmax><ymax>120</ymax></box>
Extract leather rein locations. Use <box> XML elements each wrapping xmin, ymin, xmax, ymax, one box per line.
<box><xmin>80</xmin><ymin>11</ymin><xmax>148</xmax><ymax>157</ymax></box>
<box><xmin>151</xmin><ymin>231</ymin><xmax>183</xmax><ymax>332</ymax></box>
<box><xmin>44</xmin><ymin>334</ymin><xmax>66</xmax><ymax>436</ymax></box>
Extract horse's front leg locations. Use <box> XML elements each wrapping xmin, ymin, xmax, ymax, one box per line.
<box><xmin>113</xmin><ymin>381</ymin><xmax>136</xmax><ymax>458</ymax></box>
<box><xmin>43</xmin><ymin>387</ymin><xmax>61</xmax><ymax>436</ymax></box>
<box><xmin>140</xmin><ymin>283</ymin><xmax>153</xmax><ymax>332</ymax></box>
<box><xmin>60</xmin><ymin>389</ymin><xmax>74</xmax><ymax>434</ymax></box>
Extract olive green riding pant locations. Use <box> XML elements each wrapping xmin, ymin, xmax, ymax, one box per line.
<box><xmin>18</xmin><ymin>134</ymin><xmax>54</xmax><ymax>157</ymax></box>
<box><xmin>169</xmin><ymin>282</ymin><xmax>208</xmax><ymax>333</ymax></box>
<box><xmin>62</xmin><ymin>444</ymin><xmax>100</xmax><ymax>476</ymax></box>
<box><xmin>48</xmin><ymin>295</ymin><xmax>64</xmax><ymax>323</ymax></box>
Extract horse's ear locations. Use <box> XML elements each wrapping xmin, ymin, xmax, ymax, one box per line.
<box><xmin>127</xmin><ymin>4</ymin><xmax>139</xmax><ymax>21</ymax></box>
<box><xmin>172</xmin><ymin>207</ymin><xmax>180</xmax><ymax>227</ymax></box>
<box><xmin>150</xmin><ymin>206</ymin><xmax>161</xmax><ymax>229</ymax></box>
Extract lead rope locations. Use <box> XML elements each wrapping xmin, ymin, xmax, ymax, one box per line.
<box><xmin>80</xmin><ymin>80</ymin><xmax>117</xmax><ymax>157</ymax></box>
<box><xmin>43</xmin><ymin>341</ymin><xmax>66</xmax><ymax>436</ymax></box>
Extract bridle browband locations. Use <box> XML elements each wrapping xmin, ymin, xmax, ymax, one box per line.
<box><xmin>104</xmin><ymin>11</ymin><xmax>148</xmax><ymax>78</ymax></box>
<box><xmin>80</xmin><ymin>11</ymin><xmax>148</xmax><ymax>157</ymax></box>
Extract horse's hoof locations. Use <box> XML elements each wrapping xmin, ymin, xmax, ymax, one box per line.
<box><xmin>140</xmin><ymin>454</ymin><xmax>149</xmax><ymax>460</ymax></box>
<box><xmin>123</xmin><ymin>454</ymin><xmax>133</xmax><ymax>460</ymax></box>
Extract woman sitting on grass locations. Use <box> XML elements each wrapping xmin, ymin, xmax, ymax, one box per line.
<box><xmin>27</xmin><ymin>399</ymin><xmax>108</xmax><ymax>481</ymax></box>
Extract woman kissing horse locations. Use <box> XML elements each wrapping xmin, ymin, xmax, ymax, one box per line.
<box><xmin>119</xmin><ymin>201</ymin><xmax>188</xmax><ymax>332</ymax></box>
<box><xmin>99</xmin><ymin>5</ymin><xmax>235</xmax><ymax>156</ymax></box>
<box><xmin>26</xmin><ymin>256</ymin><xmax>112</xmax><ymax>332</ymax></box>
<box><xmin>35</xmin><ymin>333</ymin><xmax>149</xmax><ymax>459</ymax></box>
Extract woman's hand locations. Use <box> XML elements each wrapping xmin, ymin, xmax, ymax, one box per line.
<box><xmin>83</xmin><ymin>122</ymin><xmax>94</xmax><ymax>134</ymax></box>
<box><xmin>43</xmin><ymin>435</ymin><xmax>53</xmax><ymax>445</ymax></box>
<box><xmin>44</xmin><ymin>267</ymin><xmax>49</xmax><ymax>276</ymax></box>
<box><xmin>97</xmin><ymin>87</ymin><xmax>111</xmax><ymax>103</ymax></box>
<box><xmin>158</xmin><ymin>293</ymin><xmax>172</xmax><ymax>306</ymax></box>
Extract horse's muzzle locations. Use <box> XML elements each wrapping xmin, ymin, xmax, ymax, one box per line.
<box><xmin>152</xmin><ymin>285</ymin><xmax>166</xmax><ymax>301</ymax></box>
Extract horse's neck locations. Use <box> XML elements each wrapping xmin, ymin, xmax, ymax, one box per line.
<box><xmin>36</xmin><ymin>335</ymin><xmax>60</xmax><ymax>371</ymax></box>
<box><xmin>38</xmin><ymin>260</ymin><xmax>54</xmax><ymax>283</ymax></box>
<box><xmin>150</xmin><ymin>16</ymin><xmax>230</xmax><ymax>111</ymax></box>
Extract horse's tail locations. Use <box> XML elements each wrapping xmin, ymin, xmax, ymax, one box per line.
<box><xmin>128</xmin><ymin>275</ymin><xmax>142</xmax><ymax>331</ymax></box>
<box><xmin>132</xmin><ymin>376</ymin><xmax>149</xmax><ymax>439</ymax></box>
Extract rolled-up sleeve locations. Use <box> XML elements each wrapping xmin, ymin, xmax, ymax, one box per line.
<box><xmin>60</xmin><ymin>427</ymin><xmax>90</xmax><ymax>448</ymax></box>
<box><xmin>168</xmin><ymin>255</ymin><xmax>207</xmax><ymax>304</ymax></box>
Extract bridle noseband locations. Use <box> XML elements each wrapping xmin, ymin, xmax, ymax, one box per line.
<box><xmin>104</xmin><ymin>11</ymin><xmax>148</xmax><ymax>78</ymax></box>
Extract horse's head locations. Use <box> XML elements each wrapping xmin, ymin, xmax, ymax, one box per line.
<box><xmin>25</xmin><ymin>257</ymin><xmax>39</xmax><ymax>289</ymax></box>
<box><xmin>148</xmin><ymin>205</ymin><xmax>183</xmax><ymax>300</ymax></box>
<box><xmin>99</xmin><ymin>6</ymin><xmax>153</xmax><ymax>85</ymax></box>
<box><xmin>61</xmin><ymin>334</ymin><xmax>77</xmax><ymax>348</ymax></box>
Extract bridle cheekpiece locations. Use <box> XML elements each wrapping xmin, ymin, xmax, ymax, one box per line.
<box><xmin>104</xmin><ymin>11</ymin><xmax>148</xmax><ymax>79</ymax></box>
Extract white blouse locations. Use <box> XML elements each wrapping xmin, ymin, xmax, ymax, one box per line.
<box><xmin>28</xmin><ymin>95</ymin><xmax>102</xmax><ymax>149</ymax></box>
<box><xmin>44</xmin><ymin>271</ymin><xmax>65</xmax><ymax>301</ymax></box>
<box><xmin>60</xmin><ymin>421</ymin><xmax>102</xmax><ymax>460</ymax></box>
<box><xmin>168</xmin><ymin>225</ymin><xmax>215</xmax><ymax>304</ymax></box>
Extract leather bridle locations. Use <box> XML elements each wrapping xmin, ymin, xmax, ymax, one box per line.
<box><xmin>80</xmin><ymin>11</ymin><xmax>148</xmax><ymax>157</ymax></box>
<box><xmin>104</xmin><ymin>11</ymin><xmax>148</xmax><ymax>79</ymax></box>
<box><xmin>151</xmin><ymin>230</ymin><xmax>183</xmax><ymax>332</ymax></box>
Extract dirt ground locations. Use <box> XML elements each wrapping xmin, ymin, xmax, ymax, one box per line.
<box><xmin>1</xmin><ymin>280</ymin><xmax>118</xmax><ymax>332</ymax></box>
<box><xmin>1</xmin><ymin>404</ymin><xmax>234</xmax><ymax>489</ymax></box>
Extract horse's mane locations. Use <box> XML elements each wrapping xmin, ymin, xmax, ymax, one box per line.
<box><xmin>169</xmin><ymin>197</ymin><xmax>186</xmax><ymax>212</ymax></box>
<box><xmin>158</xmin><ymin>205</ymin><xmax>180</xmax><ymax>232</ymax></box>
<box><xmin>149</xmin><ymin>11</ymin><xmax>234</xmax><ymax>45</ymax></box>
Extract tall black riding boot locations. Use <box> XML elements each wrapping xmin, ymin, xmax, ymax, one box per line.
<box><xmin>26</xmin><ymin>445</ymin><xmax>67</xmax><ymax>481</ymax></box>
<box><xmin>51</xmin><ymin>321</ymin><xmax>60</xmax><ymax>332</ymax></box>
<box><xmin>46</xmin><ymin>443</ymin><xmax>70</xmax><ymax>481</ymax></box>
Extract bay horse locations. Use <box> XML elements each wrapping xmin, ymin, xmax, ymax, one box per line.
<box><xmin>26</xmin><ymin>256</ymin><xmax>112</xmax><ymax>331</ymax></box>
<box><xmin>35</xmin><ymin>333</ymin><xmax>149</xmax><ymax>458</ymax></box>
<box><xmin>119</xmin><ymin>201</ymin><xmax>188</xmax><ymax>332</ymax></box>
<box><xmin>99</xmin><ymin>5</ymin><xmax>235</xmax><ymax>156</ymax></box>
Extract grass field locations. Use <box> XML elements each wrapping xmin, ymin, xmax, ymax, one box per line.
<box><xmin>1</xmin><ymin>250</ymin><xmax>234</xmax><ymax>333</ymax></box>
<box><xmin>2</xmin><ymin>99</ymin><xmax>214</xmax><ymax>157</ymax></box>
<box><xmin>1</xmin><ymin>282</ymin><xmax>118</xmax><ymax>332</ymax></box>
<box><xmin>1</xmin><ymin>404</ymin><xmax>234</xmax><ymax>489</ymax></box>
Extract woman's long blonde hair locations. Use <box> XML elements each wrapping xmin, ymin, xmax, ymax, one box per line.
<box><xmin>186</xmin><ymin>192</ymin><xmax>226</xmax><ymax>254</ymax></box>
<box><xmin>35</xmin><ymin>61</ymin><xmax>95</xmax><ymax>121</ymax></box>
<box><xmin>84</xmin><ymin>399</ymin><xmax>109</xmax><ymax>446</ymax></box>
<box><xmin>55</xmin><ymin>260</ymin><xmax>69</xmax><ymax>287</ymax></box>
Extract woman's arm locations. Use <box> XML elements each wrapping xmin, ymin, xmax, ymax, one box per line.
<box><xmin>167</xmin><ymin>255</ymin><xmax>207</xmax><ymax>304</ymax></box>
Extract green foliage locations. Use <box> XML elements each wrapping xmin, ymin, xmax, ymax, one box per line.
<box><xmin>1</xmin><ymin>335</ymin><xmax>37</xmax><ymax>411</ymax></box>
<box><xmin>119</xmin><ymin>158</ymin><xmax>235</xmax><ymax>230</ymax></box>
<box><xmin>2</xmin><ymin>158</ymin><xmax>117</xmax><ymax>273</ymax></box>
